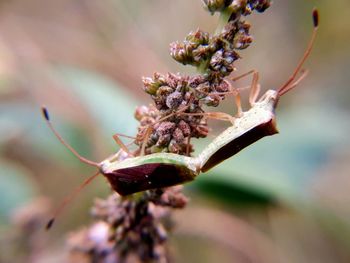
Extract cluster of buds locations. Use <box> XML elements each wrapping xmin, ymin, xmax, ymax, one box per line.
<box><xmin>170</xmin><ymin>0</ymin><xmax>271</xmax><ymax>78</ymax></box>
<box><xmin>68</xmin><ymin>187</ymin><xmax>188</xmax><ymax>262</ymax></box>
<box><xmin>170</xmin><ymin>26</ymin><xmax>242</xmax><ymax>77</ymax></box>
<box><xmin>137</xmin><ymin>0</ymin><xmax>271</xmax><ymax>155</ymax></box>
<box><xmin>137</xmin><ymin>72</ymin><xmax>230</xmax><ymax>154</ymax></box>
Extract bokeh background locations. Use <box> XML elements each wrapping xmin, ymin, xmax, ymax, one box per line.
<box><xmin>0</xmin><ymin>0</ymin><xmax>349</xmax><ymax>262</ymax></box>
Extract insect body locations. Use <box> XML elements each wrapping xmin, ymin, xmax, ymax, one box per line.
<box><xmin>100</xmin><ymin>152</ymin><xmax>199</xmax><ymax>196</ymax></box>
<box><xmin>44</xmin><ymin>9</ymin><xmax>318</xmax><ymax>229</ymax></box>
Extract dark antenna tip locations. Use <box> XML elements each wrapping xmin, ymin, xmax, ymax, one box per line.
<box><xmin>42</xmin><ymin>106</ymin><xmax>50</xmax><ymax>121</ymax></box>
<box><xmin>312</xmin><ymin>9</ymin><xmax>319</xmax><ymax>28</ymax></box>
<box><xmin>46</xmin><ymin>218</ymin><xmax>54</xmax><ymax>230</ymax></box>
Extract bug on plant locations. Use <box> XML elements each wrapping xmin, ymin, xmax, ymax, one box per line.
<box><xmin>44</xmin><ymin>9</ymin><xmax>318</xmax><ymax>229</ymax></box>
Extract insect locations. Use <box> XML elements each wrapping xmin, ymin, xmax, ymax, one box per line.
<box><xmin>44</xmin><ymin>9</ymin><xmax>318</xmax><ymax>229</ymax></box>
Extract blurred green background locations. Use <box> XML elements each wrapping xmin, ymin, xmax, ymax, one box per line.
<box><xmin>0</xmin><ymin>0</ymin><xmax>350</xmax><ymax>262</ymax></box>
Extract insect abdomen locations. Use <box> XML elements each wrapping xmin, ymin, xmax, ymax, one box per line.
<box><xmin>201</xmin><ymin>118</ymin><xmax>278</xmax><ymax>172</ymax></box>
<box><xmin>104</xmin><ymin>163</ymin><xmax>198</xmax><ymax>196</ymax></box>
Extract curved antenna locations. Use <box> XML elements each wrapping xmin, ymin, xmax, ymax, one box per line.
<box><xmin>278</xmin><ymin>9</ymin><xmax>319</xmax><ymax>97</ymax></box>
<box><xmin>41</xmin><ymin>106</ymin><xmax>100</xmax><ymax>168</ymax></box>
<box><xmin>46</xmin><ymin>171</ymin><xmax>101</xmax><ymax>230</ymax></box>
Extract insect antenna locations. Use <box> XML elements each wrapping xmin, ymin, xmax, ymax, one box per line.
<box><xmin>41</xmin><ymin>106</ymin><xmax>100</xmax><ymax>168</ymax></box>
<box><xmin>278</xmin><ymin>9</ymin><xmax>319</xmax><ymax>97</ymax></box>
<box><xmin>46</xmin><ymin>171</ymin><xmax>101</xmax><ymax>230</ymax></box>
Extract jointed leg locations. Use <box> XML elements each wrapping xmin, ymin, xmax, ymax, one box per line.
<box><xmin>186</xmin><ymin>137</ymin><xmax>191</xmax><ymax>156</ymax></box>
<box><xmin>231</xmin><ymin>69</ymin><xmax>256</xmax><ymax>82</ymax></box>
<box><xmin>112</xmin><ymin>133</ymin><xmax>133</xmax><ymax>156</ymax></box>
<box><xmin>181</xmin><ymin>112</ymin><xmax>235</xmax><ymax>125</ymax></box>
<box><xmin>249</xmin><ymin>71</ymin><xmax>261</xmax><ymax>106</ymax></box>
<box><xmin>140</xmin><ymin>126</ymin><xmax>152</xmax><ymax>156</ymax></box>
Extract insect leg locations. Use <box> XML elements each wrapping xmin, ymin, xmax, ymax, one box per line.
<box><xmin>112</xmin><ymin>134</ymin><xmax>133</xmax><ymax>156</ymax></box>
<box><xmin>186</xmin><ymin>137</ymin><xmax>191</xmax><ymax>156</ymax></box>
<box><xmin>181</xmin><ymin>112</ymin><xmax>235</xmax><ymax>125</ymax></box>
<box><xmin>249</xmin><ymin>71</ymin><xmax>261</xmax><ymax>106</ymax></box>
<box><xmin>231</xmin><ymin>86</ymin><xmax>243</xmax><ymax>117</ymax></box>
<box><xmin>140</xmin><ymin>126</ymin><xmax>152</xmax><ymax>156</ymax></box>
<box><xmin>231</xmin><ymin>69</ymin><xmax>256</xmax><ymax>82</ymax></box>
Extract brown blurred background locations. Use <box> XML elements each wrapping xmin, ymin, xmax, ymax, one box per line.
<box><xmin>0</xmin><ymin>0</ymin><xmax>350</xmax><ymax>262</ymax></box>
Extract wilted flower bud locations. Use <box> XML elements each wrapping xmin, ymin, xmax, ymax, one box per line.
<box><xmin>202</xmin><ymin>0</ymin><xmax>233</xmax><ymax>14</ymax></box>
<box><xmin>192</xmin><ymin>124</ymin><xmax>209</xmax><ymax>138</ymax></box>
<box><xmin>170</xmin><ymin>42</ymin><xmax>189</xmax><ymax>65</ymax></box>
<box><xmin>156</xmin><ymin>122</ymin><xmax>176</xmax><ymax>137</ymax></box>
<box><xmin>134</xmin><ymin>105</ymin><xmax>150</xmax><ymax>121</ymax></box>
<box><xmin>186</xmin><ymin>29</ymin><xmax>210</xmax><ymax>45</ymax></box>
<box><xmin>209</xmin><ymin>49</ymin><xmax>239</xmax><ymax>75</ymax></box>
<box><xmin>157</xmin><ymin>134</ymin><xmax>172</xmax><ymax>147</ymax></box>
<box><xmin>248</xmin><ymin>0</ymin><xmax>271</xmax><ymax>13</ymax></box>
<box><xmin>195</xmin><ymin>82</ymin><xmax>211</xmax><ymax>98</ymax></box>
<box><xmin>172</xmin><ymin>128</ymin><xmax>185</xmax><ymax>143</ymax></box>
<box><xmin>178</xmin><ymin>120</ymin><xmax>191</xmax><ymax>137</ymax></box>
<box><xmin>233</xmin><ymin>21</ymin><xmax>252</xmax><ymax>49</ymax></box>
<box><xmin>214</xmin><ymin>79</ymin><xmax>230</xmax><ymax>93</ymax></box>
<box><xmin>168</xmin><ymin>139</ymin><xmax>182</xmax><ymax>153</ymax></box>
<box><xmin>203</xmin><ymin>94</ymin><xmax>221</xmax><ymax>107</ymax></box>
<box><xmin>166</xmin><ymin>91</ymin><xmax>183</xmax><ymax>109</ymax></box>
<box><xmin>142</xmin><ymin>77</ymin><xmax>159</xmax><ymax>95</ymax></box>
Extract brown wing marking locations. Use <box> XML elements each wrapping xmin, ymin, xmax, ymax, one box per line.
<box><xmin>201</xmin><ymin>119</ymin><xmax>278</xmax><ymax>172</ymax></box>
<box><xmin>103</xmin><ymin>163</ymin><xmax>197</xmax><ymax>196</ymax></box>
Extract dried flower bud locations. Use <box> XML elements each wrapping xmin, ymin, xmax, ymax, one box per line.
<box><xmin>168</xmin><ymin>139</ymin><xmax>182</xmax><ymax>153</ymax></box>
<box><xmin>142</xmin><ymin>77</ymin><xmax>159</xmax><ymax>95</ymax></box>
<box><xmin>167</xmin><ymin>72</ymin><xmax>186</xmax><ymax>89</ymax></box>
<box><xmin>209</xmin><ymin>49</ymin><xmax>239</xmax><ymax>75</ymax></box>
<box><xmin>171</xmin><ymin>29</ymin><xmax>212</xmax><ymax>66</ymax></box>
<box><xmin>170</xmin><ymin>42</ymin><xmax>189</xmax><ymax>64</ymax></box>
<box><xmin>231</xmin><ymin>21</ymin><xmax>251</xmax><ymax>49</ymax></box>
<box><xmin>202</xmin><ymin>0</ymin><xmax>233</xmax><ymax>14</ymax></box>
<box><xmin>156</xmin><ymin>121</ymin><xmax>176</xmax><ymax>137</ymax></box>
<box><xmin>157</xmin><ymin>134</ymin><xmax>172</xmax><ymax>147</ymax></box>
<box><xmin>221</xmin><ymin>21</ymin><xmax>238</xmax><ymax>42</ymax></box>
<box><xmin>188</xmin><ymin>75</ymin><xmax>206</xmax><ymax>88</ymax></box>
<box><xmin>191</xmin><ymin>123</ymin><xmax>209</xmax><ymax>138</ymax></box>
<box><xmin>247</xmin><ymin>0</ymin><xmax>271</xmax><ymax>13</ymax></box>
<box><xmin>166</xmin><ymin>91</ymin><xmax>183</xmax><ymax>109</ymax></box>
<box><xmin>203</xmin><ymin>94</ymin><xmax>222</xmax><ymax>107</ymax></box>
<box><xmin>192</xmin><ymin>45</ymin><xmax>211</xmax><ymax>63</ymax></box>
<box><xmin>172</xmin><ymin>128</ymin><xmax>185</xmax><ymax>143</ymax></box>
<box><xmin>178</xmin><ymin>120</ymin><xmax>191</xmax><ymax>137</ymax></box>
<box><xmin>214</xmin><ymin>79</ymin><xmax>230</xmax><ymax>93</ymax></box>
<box><xmin>196</xmin><ymin>82</ymin><xmax>211</xmax><ymax>98</ymax></box>
<box><xmin>186</xmin><ymin>29</ymin><xmax>210</xmax><ymax>45</ymax></box>
<box><xmin>135</xmin><ymin>105</ymin><xmax>150</xmax><ymax>121</ymax></box>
